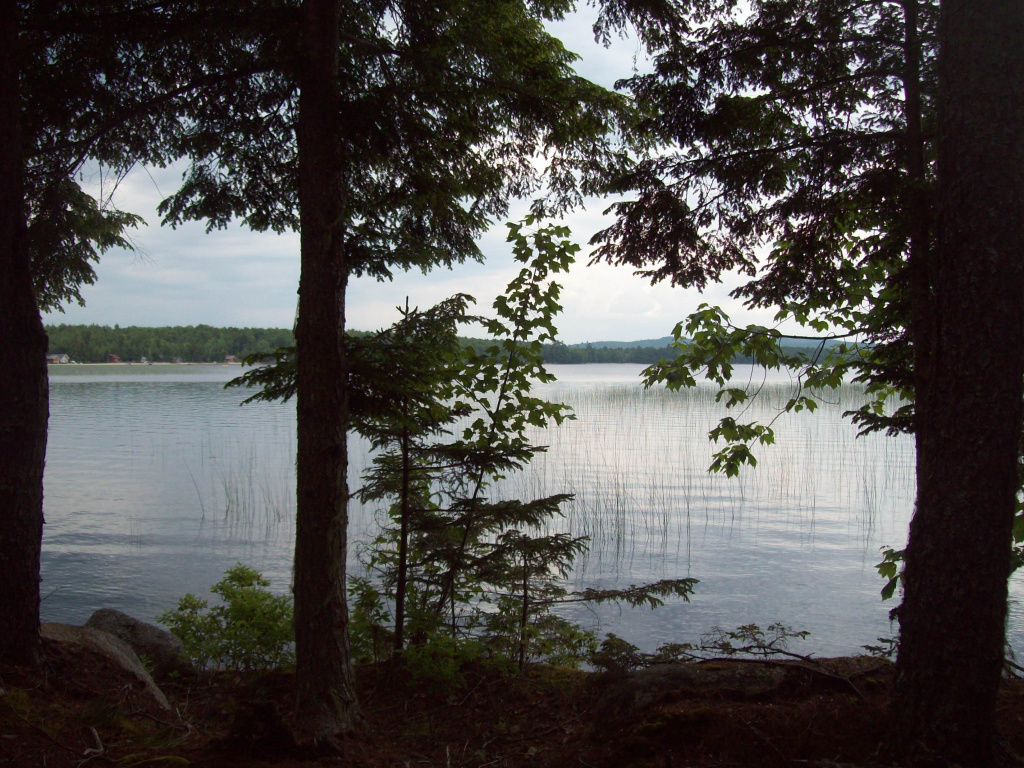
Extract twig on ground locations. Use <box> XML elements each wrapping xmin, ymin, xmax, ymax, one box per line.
<box><xmin>76</xmin><ymin>727</ymin><xmax>105</xmax><ymax>766</ymax></box>
<box><xmin>695</xmin><ymin>656</ymin><xmax>868</xmax><ymax>702</ymax></box>
<box><xmin>505</xmin><ymin>707</ymin><xmax>590</xmax><ymax>742</ymax></box>
<box><xmin>741</xmin><ymin>716</ymin><xmax>793</xmax><ymax>767</ymax></box>
<box><xmin>457</xmin><ymin>677</ymin><xmax>486</xmax><ymax>707</ymax></box>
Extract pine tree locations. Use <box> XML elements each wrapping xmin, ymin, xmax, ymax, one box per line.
<box><xmin>348</xmin><ymin>221</ymin><xmax>697</xmax><ymax>672</ymax></box>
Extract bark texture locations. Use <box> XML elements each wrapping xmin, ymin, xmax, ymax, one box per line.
<box><xmin>902</xmin><ymin>0</ymin><xmax>935</xmax><ymax>402</ymax></box>
<box><xmin>292</xmin><ymin>0</ymin><xmax>361</xmax><ymax>745</ymax></box>
<box><xmin>893</xmin><ymin>0</ymin><xmax>1024</xmax><ymax>763</ymax></box>
<box><xmin>0</xmin><ymin>0</ymin><xmax>48</xmax><ymax>669</ymax></box>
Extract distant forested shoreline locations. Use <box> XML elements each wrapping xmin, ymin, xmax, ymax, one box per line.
<box><xmin>46</xmin><ymin>324</ymin><xmax>678</xmax><ymax>365</ymax></box>
<box><xmin>45</xmin><ymin>324</ymin><xmax>826</xmax><ymax>366</ymax></box>
<box><xmin>45</xmin><ymin>324</ymin><xmax>295</xmax><ymax>364</ymax></box>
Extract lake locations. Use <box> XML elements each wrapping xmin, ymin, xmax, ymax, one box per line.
<box><xmin>40</xmin><ymin>363</ymin><xmax>1024</xmax><ymax>658</ymax></box>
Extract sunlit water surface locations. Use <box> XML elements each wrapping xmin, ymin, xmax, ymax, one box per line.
<box><xmin>41</xmin><ymin>363</ymin><xmax>1024</xmax><ymax>657</ymax></box>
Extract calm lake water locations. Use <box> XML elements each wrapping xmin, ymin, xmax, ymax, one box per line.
<box><xmin>41</xmin><ymin>363</ymin><xmax>1024</xmax><ymax>657</ymax></box>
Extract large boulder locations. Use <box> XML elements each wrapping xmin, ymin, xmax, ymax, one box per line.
<box><xmin>86</xmin><ymin>608</ymin><xmax>193</xmax><ymax>678</ymax></box>
<box><xmin>40</xmin><ymin>623</ymin><xmax>171</xmax><ymax>711</ymax></box>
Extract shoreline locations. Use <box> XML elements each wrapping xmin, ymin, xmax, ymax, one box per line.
<box><xmin>47</xmin><ymin>361</ymin><xmax>244</xmax><ymax>367</ymax></box>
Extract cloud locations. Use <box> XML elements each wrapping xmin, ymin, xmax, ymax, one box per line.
<box><xmin>43</xmin><ymin>10</ymin><xmax>793</xmax><ymax>343</ymax></box>
<box><xmin>545</xmin><ymin>8</ymin><xmax>652</xmax><ymax>89</ymax></box>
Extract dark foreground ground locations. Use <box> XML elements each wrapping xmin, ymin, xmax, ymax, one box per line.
<box><xmin>4</xmin><ymin>639</ymin><xmax>1024</xmax><ymax>767</ymax></box>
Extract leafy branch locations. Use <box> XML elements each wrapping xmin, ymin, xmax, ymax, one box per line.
<box><xmin>642</xmin><ymin>302</ymin><xmax>870</xmax><ymax>477</ymax></box>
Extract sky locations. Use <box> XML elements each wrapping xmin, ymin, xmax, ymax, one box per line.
<box><xmin>42</xmin><ymin>8</ymin><xmax>782</xmax><ymax>345</ymax></box>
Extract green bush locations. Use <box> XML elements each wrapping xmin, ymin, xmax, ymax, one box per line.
<box><xmin>589</xmin><ymin>633</ymin><xmax>646</xmax><ymax>674</ymax></box>
<box><xmin>482</xmin><ymin>599</ymin><xmax>598</xmax><ymax>670</ymax></box>
<box><xmin>402</xmin><ymin>633</ymin><xmax>485</xmax><ymax>693</ymax></box>
<box><xmin>158</xmin><ymin>563</ymin><xmax>294</xmax><ymax>671</ymax></box>
<box><xmin>349</xmin><ymin>576</ymin><xmax>393</xmax><ymax>664</ymax></box>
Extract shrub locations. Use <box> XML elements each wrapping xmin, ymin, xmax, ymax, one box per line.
<box><xmin>349</xmin><ymin>576</ymin><xmax>393</xmax><ymax>665</ymax></box>
<box><xmin>402</xmin><ymin>633</ymin><xmax>484</xmax><ymax>693</ymax></box>
<box><xmin>589</xmin><ymin>633</ymin><xmax>646</xmax><ymax>674</ymax></box>
<box><xmin>158</xmin><ymin>563</ymin><xmax>294</xmax><ymax>671</ymax></box>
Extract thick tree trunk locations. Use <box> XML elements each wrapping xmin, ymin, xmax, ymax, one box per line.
<box><xmin>892</xmin><ymin>0</ymin><xmax>1024</xmax><ymax>763</ymax></box>
<box><xmin>0</xmin><ymin>0</ymin><xmax>47</xmax><ymax>670</ymax></box>
<box><xmin>292</xmin><ymin>0</ymin><xmax>361</xmax><ymax>745</ymax></box>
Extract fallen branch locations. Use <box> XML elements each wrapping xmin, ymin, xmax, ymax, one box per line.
<box><xmin>692</xmin><ymin>656</ymin><xmax>869</xmax><ymax>702</ymax></box>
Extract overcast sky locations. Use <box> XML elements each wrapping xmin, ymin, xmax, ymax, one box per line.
<box><xmin>42</xmin><ymin>9</ymin><xmax>779</xmax><ymax>344</ymax></box>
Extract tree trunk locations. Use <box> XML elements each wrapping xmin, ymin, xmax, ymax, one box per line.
<box><xmin>0</xmin><ymin>0</ymin><xmax>47</xmax><ymax>670</ymax></box>
<box><xmin>902</xmin><ymin>0</ymin><xmax>934</xmax><ymax>402</ymax></box>
<box><xmin>292</xmin><ymin>0</ymin><xmax>361</xmax><ymax>745</ymax></box>
<box><xmin>394</xmin><ymin>420</ymin><xmax>410</xmax><ymax>653</ymax></box>
<box><xmin>892</xmin><ymin>0</ymin><xmax>1024</xmax><ymax>763</ymax></box>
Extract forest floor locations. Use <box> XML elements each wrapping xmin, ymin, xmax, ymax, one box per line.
<box><xmin>4</xmin><ymin>639</ymin><xmax>1024</xmax><ymax>767</ymax></box>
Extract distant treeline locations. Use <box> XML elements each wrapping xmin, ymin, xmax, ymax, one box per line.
<box><xmin>540</xmin><ymin>343</ymin><xmax>674</xmax><ymax>364</ymax></box>
<box><xmin>46</xmin><ymin>324</ymin><xmax>294</xmax><ymax>363</ymax></box>
<box><xmin>46</xmin><ymin>325</ymin><xmax>834</xmax><ymax>366</ymax></box>
<box><xmin>452</xmin><ymin>338</ymin><xmax>674</xmax><ymax>364</ymax></box>
<box><xmin>464</xmin><ymin>338</ymin><xmax>833</xmax><ymax>365</ymax></box>
<box><xmin>542</xmin><ymin>343</ymin><xmax>834</xmax><ymax>365</ymax></box>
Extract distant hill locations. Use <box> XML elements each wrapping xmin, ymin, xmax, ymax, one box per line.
<box><xmin>779</xmin><ymin>337</ymin><xmax>847</xmax><ymax>349</ymax></box>
<box><xmin>567</xmin><ymin>336</ymin><xmax>848</xmax><ymax>350</ymax></box>
<box><xmin>567</xmin><ymin>337</ymin><xmax>673</xmax><ymax>349</ymax></box>
<box><xmin>546</xmin><ymin>334</ymin><xmax>857</xmax><ymax>365</ymax></box>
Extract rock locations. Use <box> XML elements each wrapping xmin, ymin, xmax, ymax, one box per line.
<box><xmin>85</xmin><ymin>608</ymin><xmax>192</xmax><ymax>678</ymax></box>
<box><xmin>40</xmin><ymin>623</ymin><xmax>171</xmax><ymax>711</ymax></box>
<box><xmin>593</xmin><ymin>662</ymin><xmax>786</xmax><ymax>727</ymax></box>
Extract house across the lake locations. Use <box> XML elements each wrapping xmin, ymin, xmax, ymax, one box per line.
<box><xmin>47</xmin><ymin>353</ymin><xmax>70</xmax><ymax>364</ymax></box>
<box><xmin>107</xmin><ymin>354</ymin><xmax>121</xmax><ymax>363</ymax></box>
<box><xmin>224</xmin><ymin>355</ymin><xmax>239</xmax><ymax>363</ymax></box>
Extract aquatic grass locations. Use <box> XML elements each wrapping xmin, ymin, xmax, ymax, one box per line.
<box><xmin>212</xmin><ymin>436</ymin><xmax>297</xmax><ymax>540</ymax></box>
<box><xmin>483</xmin><ymin>377</ymin><xmax>915</xmax><ymax>584</ymax></box>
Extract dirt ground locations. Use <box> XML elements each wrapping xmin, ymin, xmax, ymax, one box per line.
<box><xmin>4</xmin><ymin>639</ymin><xmax>1024</xmax><ymax>767</ymax></box>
